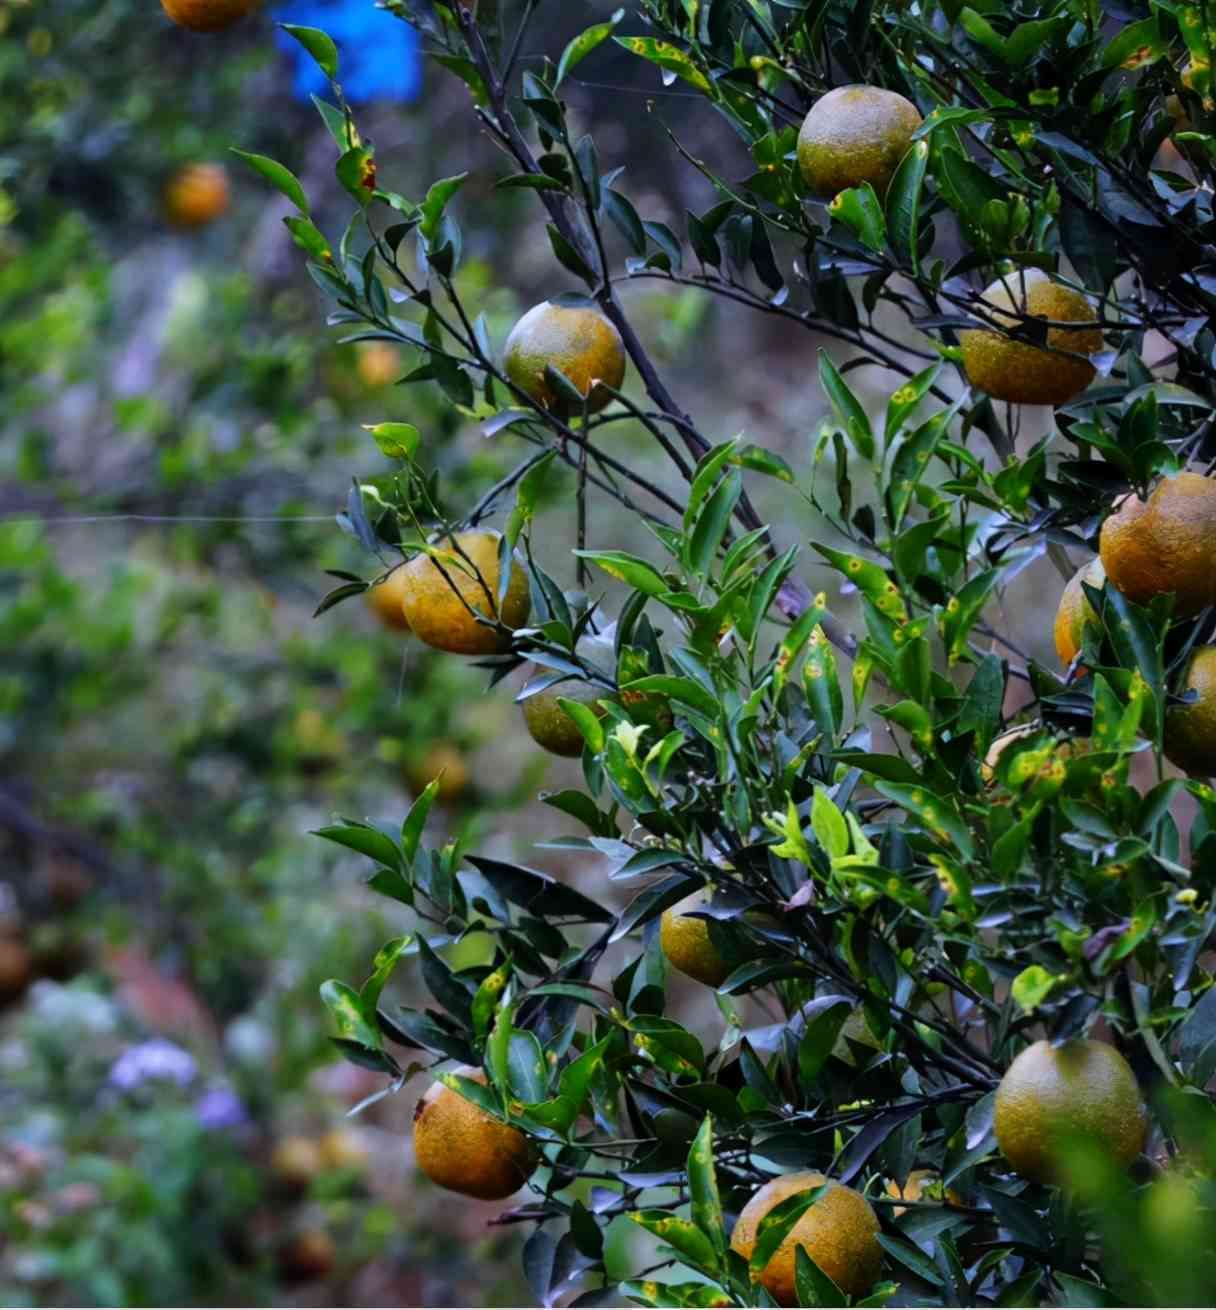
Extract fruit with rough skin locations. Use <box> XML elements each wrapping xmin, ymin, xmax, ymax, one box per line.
<box><xmin>960</xmin><ymin>269</ymin><xmax>1101</xmax><ymax>406</ymax></box>
<box><xmin>521</xmin><ymin>674</ymin><xmax>610</xmax><ymax>757</ymax></box>
<box><xmin>1164</xmin><ymin>646</ymin><xmax>1216</xmax><ymax>777</ymax></box>
<box><xmin>413</xmin><ymin>1067</ymin><xmax>535</xmax><ymax>1200</ymax></box>
<box><xmin>366</xmin><ymin>568</ymin><xmax>412</xmax><ymax>633</ymax></box>
<box><xmin>405</xmin><ymin>742</ymin><xmax>469</xmax><ymax>804</ymax></box>
<box><xmin>164</xmin><ymin>164</ymin><xmax>230</xmax><ymax>228</ymax></box>
<box><xmin>399</xmin><ymin>530</ymin><xmax>530</xmax><ymax>655</ymax></box>
<box><xmin>1100</xmin><ymin>472</ymin><xmax>1216</xmax><ymax>617</ymax></box>
<box><xmin>660</xmin><ymin>888</ymin><xmax>734</xmax><ymax>987</ymax></box>
<box><xmin>1054</xmin><ymin>558</ymin><xmax>1105</xmax><ymax>668</ymax></box>
<box><xmin>729</xmin><ymin>1171</ymin><xmax>882</xmax><ymax>1303</ymax></box>
<box><xmin>161</xmin><ymin>0</ymin><xmax>258</xmax><ymax>29</ymax></box>
<box><xmin>993</xmin><ymin>1039</ymin><xmax>1147</xmax><ymax>1183</ymax></box>
<box><xmin>503</xmin><ymin>301</ymin><xmax>626</xmax><ymax>413</ymax></box>
<box><xmin>796</xmin><ymin>85</ymin><xmax>922</xmax><ymax>199</ymax></box>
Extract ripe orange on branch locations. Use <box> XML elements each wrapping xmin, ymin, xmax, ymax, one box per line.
<box><xmin>960</xmin><ymin>269</ymin><xmax>1101</xmax><ymax>406</ymax></box>
<box><xmin>797</xmin><ymin>85</ymin><xmax>923</xmax><ymax>199</ymax></box>
<box><xmin>399</xmin><ymin>529</ymin><xmax>530</xmax><ymax>656</ymax></box>
<box><xmin>503</xmin><ymin>301</ymin><xmax>626</xmax><ymax>413</ymax></box>
<box><xmin>729</xmin><ymin>1171</ymin><xmax>882</xmax><ymax>1303</ymax></box>
<box><xmin>161</xmin><ymin>0</ymin><xmax>258</xmax><ymax>30</ymax></box>
<box><xmin>1099</xmin><ymin>471</ymin><xmax>1216</xmax><ymax>616</ymax></box>
<box><xmin>164</xmin><ymin>164</ymin><xmax>230</xmax><ymax>228</ymax></box>
<box><xmin>1054</xmin><ymin>558</ymin><xmax>1104</xmax><ymax>668</ymax></box>
<box><xmin>366</xmin><ymin>568</ymin><xmax>412</xmax><ymax>633</ymax></box>
<box><xmin>412</xmin><ymin>1067</ymin><xmax>535</xmax><ymax>1200</ymax></box>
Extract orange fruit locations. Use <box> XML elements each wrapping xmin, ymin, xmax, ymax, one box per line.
<box><xmin>271</xmin><ymin>1136</ymin><xmax>324</xmax><ymax>1189</ymax></box>
<box><xmin>520</xmin><ymin>673</ymin><xmax>610</xmax><ymax>757</ymax></box>
<box><xmin>1054</xmin><ymin>558</ymin><xmax>1105</xmax><ymax>668</ymax></box>
<box><xmin>1165</xmin><ymin>646</ymin><xmax>1216</xmax><ymax>777</ymax></box>
<box><xmin>164</xmin><ymin>163</ymin><xmax>230</xmax><ymax>228</ymax></box>
<box><xmin>278</xmin><ymin>1228</ymin><xmax>336</xmax><ymax>1281</ymax></box>
<box><xmin>0</xmin><ymin>937</ymin><xmax>32</xmax><ymax>1003</ymax></box>
<box><xmin>366</xmin><ymin>568</ymin><xmax>412</xmax><ymax>633</ymax></box>
<box><xmin>960</xmin><ymin>269</ymin><xmax>1101</xmax><ymax>406</ymax></box>
<box><xmin>797</xmin><ymin>85</ymin><xmax>922</xmax><ymax>199</ymax></box>
<box><xmin>413</xmin><ymin>1067</ymin><xmax>535</xmax><ymax>1200</ymax></box>
<box><xmin>404</xmin><ymin>742</ymin><xmax>470</xmax><ymax>804</ymax></box>
<box><xmin>993</xmin><ymin>1039</ymin><xmax>1147</xmax><ymax>1183</ymax></box>
<box><xmin>1100</xmin><ymin>472</ymin><xmax>1216</xmax><ymax>616</ymax></box>
<box><xmin>503</xmin><ymin>301</ymin><xmax>626</xmax><ymax>413</ymax></box>
<box><xmin>729</xmin><ymin>1171</ymin><xmax>882</xmax><ymax>1303</ymax></box>
<box><xmin>660</xmin><ymin>888</ymin><xmax>734</xmax><ymax>987</ymax></box>
<box><xmin>161</xmin><ymin>0</ymin><xmax>258</xmax><ymax>30</ymax></box>
<box><xmin>356</xmin><ymin>342</ymin><xmax>401</xmax><ymax>388</ymax></box>
<box><xmin>318</xmin><ymin>1127</ymin><xmax>369</xmax><ymax>1171</ymax></box>
<box><xmin>400</xmin><ymin>530</ymin><xmax>530</xmax><ymax>656</ymax></box>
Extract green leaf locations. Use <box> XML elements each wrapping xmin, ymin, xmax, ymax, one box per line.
<box><xmin>886</xmin><ymin>139</ymin><xmax>930</xmax><ymax>271</ymax></box>
<box><xmin>811</xmin><ymin>786</ymin><xmax>849</xmax><ymax>859</ymax></box>
<box><xmin>813</xmin><ymin>544</ymin><xmax>907</xmax><ymax>623</ymax></box>
<box><xmin>829</xmin><ymin>184</ymin><xmax>887</xmax><ymax>253</ymax></box>
<box><xmin>818</xmin><ymin>350</ymin><xmax>874</xmax><ymax>460</ymax></box>
<box><xmin>556</xmin><ymin>697</ymin><xmax>606</xmax><ymax>754</ymax></box>
<box><xmin>230</xmin><ymin>149</ymin><xmax>309</xmax><ymax>213</ymax></box>
<box><xmin>431</xmin><ymin>53</ymin><xmax>489</xmax><ymax>106</ymax></box>
<box><xmin>749</xmin><ymin>1187</ymin><xmax>825</xmax><ymax>1280</ymax></box>
<box><xmin>941</xmin><ymin>567</ymin><xmax>1003</xmax><ymax>664</ymax></box>
<box><xmin>507</xmin><ymin>1030</ymin><xmax>548</xmax><ymax>1102</ymax></box>
<box><xmin>575</xmin><ymin>550</ymin><xmax>669</xmax><ymax>596</ymax></box>
<box><xmin>362</xmin><ymin>422</ymin><xmax>419</xmax><ymax>459</ymax></box>
<box><xmin>803</xmin><ymin>626</ymin><xmax>843</xmax><ymax>742</ymax></box>
<box><xmin>1011</xmin><ymin>965</ymin><xmax>1059</xmax><ymax>1014</ymax></box>
<box><xmin>687</xmin><ymin>1116</ymin><xmax>725</xmax><ymax>1251</ymax></box>
<box><xmin>556</xmin><ymin>10</ymin><xmax>624</xmax><ymax>88</ymax></box>
<box><xmin>622</xmin><ymin>674</ymin><xmax>718</xmax><ymax>720</ymax></box>
<box><xmin>495</xmin><ymin>172</ymin><xmax>568</xmax><ymax>192</ymax></box>
<box><xmin>279</xmin><ymin>23</ymin><xmax>338</xmax><ymax>80</ymax></box>
<box><xmin>797</xmin><ymin>997</ymin><xmax>852</xmax><ymax>1084</ymax></box>
<box><xmin>547</xmin><ymin>223</ymin><xmax>597</xmax><ymax>287</ymax></box>
<box><xmin>873</xmin><ymin>783</ymin><xmax>974</xmax><ymax>859</ymax></box>
<box><xmin>336</xmin><ymin>145</ymin><xmax>377</xmax><ymax>205</ymax></box>
<box><xmin>419</xmin><ymin>173</ymin><xmax>468</xmax><ymax>242</ymax></box>
<box><xmin>312</xmin><ymin>821</ymin><xmax>402</xmax><ymax>870</ymax></box>
<box><xmin>320</xmin><ymin>978</ymin><xmax>382</xmax><ymax>1050</ymax></box>
<box><xmin>627</xmin><ymin>1211</ymin><xmax>720</xmax><ymax>1273</ymax></box>
<box><xmin>795</xmin><ymin>1246</ymin><xmax>847</xmax><ymax>1308</ymax></box>
<box><xmin>471</xmin><ymin>959</ymin><xmax>512</xmax><ymax>1044</ymax></box>
<box><xmin>687</xmin><ymin>471</ymin><xmax>742</xmax><ymax>578</ymax></box>
<box><xmin>614</xmin><ymin>36</ymin><xmax>714</xmax><ymax>94</ymax></box>
<box><xmin>283</xmin><ymin>215</ymin><xmax>331</xmax><ymax>261</ymax></box>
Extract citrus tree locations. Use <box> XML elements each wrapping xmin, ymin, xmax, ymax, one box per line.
<box><xmin>203</xmin><ymin>0</ymin><xmax>1216</xmax><ymax>1302</ymax></box>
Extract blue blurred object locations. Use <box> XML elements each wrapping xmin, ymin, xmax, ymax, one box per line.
<box><xmin>272</xmin><ymin>0</ymin><xmax>422</xmax><ymax>105</ymax></box>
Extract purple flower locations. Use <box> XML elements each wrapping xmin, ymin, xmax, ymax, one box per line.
<box><xmin>108</xmin><ymin>1040</ymin><xmax>197</xmax><ymax>1091</ymax></box>
<box><xmin>194</xmin><ymin>1086</ymin><xmax>248</xmax><ymax>1132</ymax></box>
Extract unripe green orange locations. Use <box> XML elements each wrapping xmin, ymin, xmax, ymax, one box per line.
<box><xmin>1164</xmin><ymin>646</ymin><xmax>1216</xmax><ymax>777</ymax></box>
<box><xmin>797</xmin><ymin>85</ymin><xmax>922</xmax><ymax>198</ymax></box>
<box><xmin>993</xmin><ymin>1039</ymin><xmax>1147</xmax><ymax>1183</ymax></box>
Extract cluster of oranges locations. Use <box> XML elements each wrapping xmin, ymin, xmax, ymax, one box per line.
<box><xmin>363</xmin><ymin>299</ymin><xmax>627</xmax><ymax>760</ymax></box>
<box><xmin>1053</xmin><ymin>470</ymin><xmax>1216</xmax><ymax>776</ymax></box>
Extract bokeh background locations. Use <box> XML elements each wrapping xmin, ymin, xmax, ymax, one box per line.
<box><xmin>0</xmin><ymin>1</ymin><xmax>1072</xmax><ymax>1304</ymax></box>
